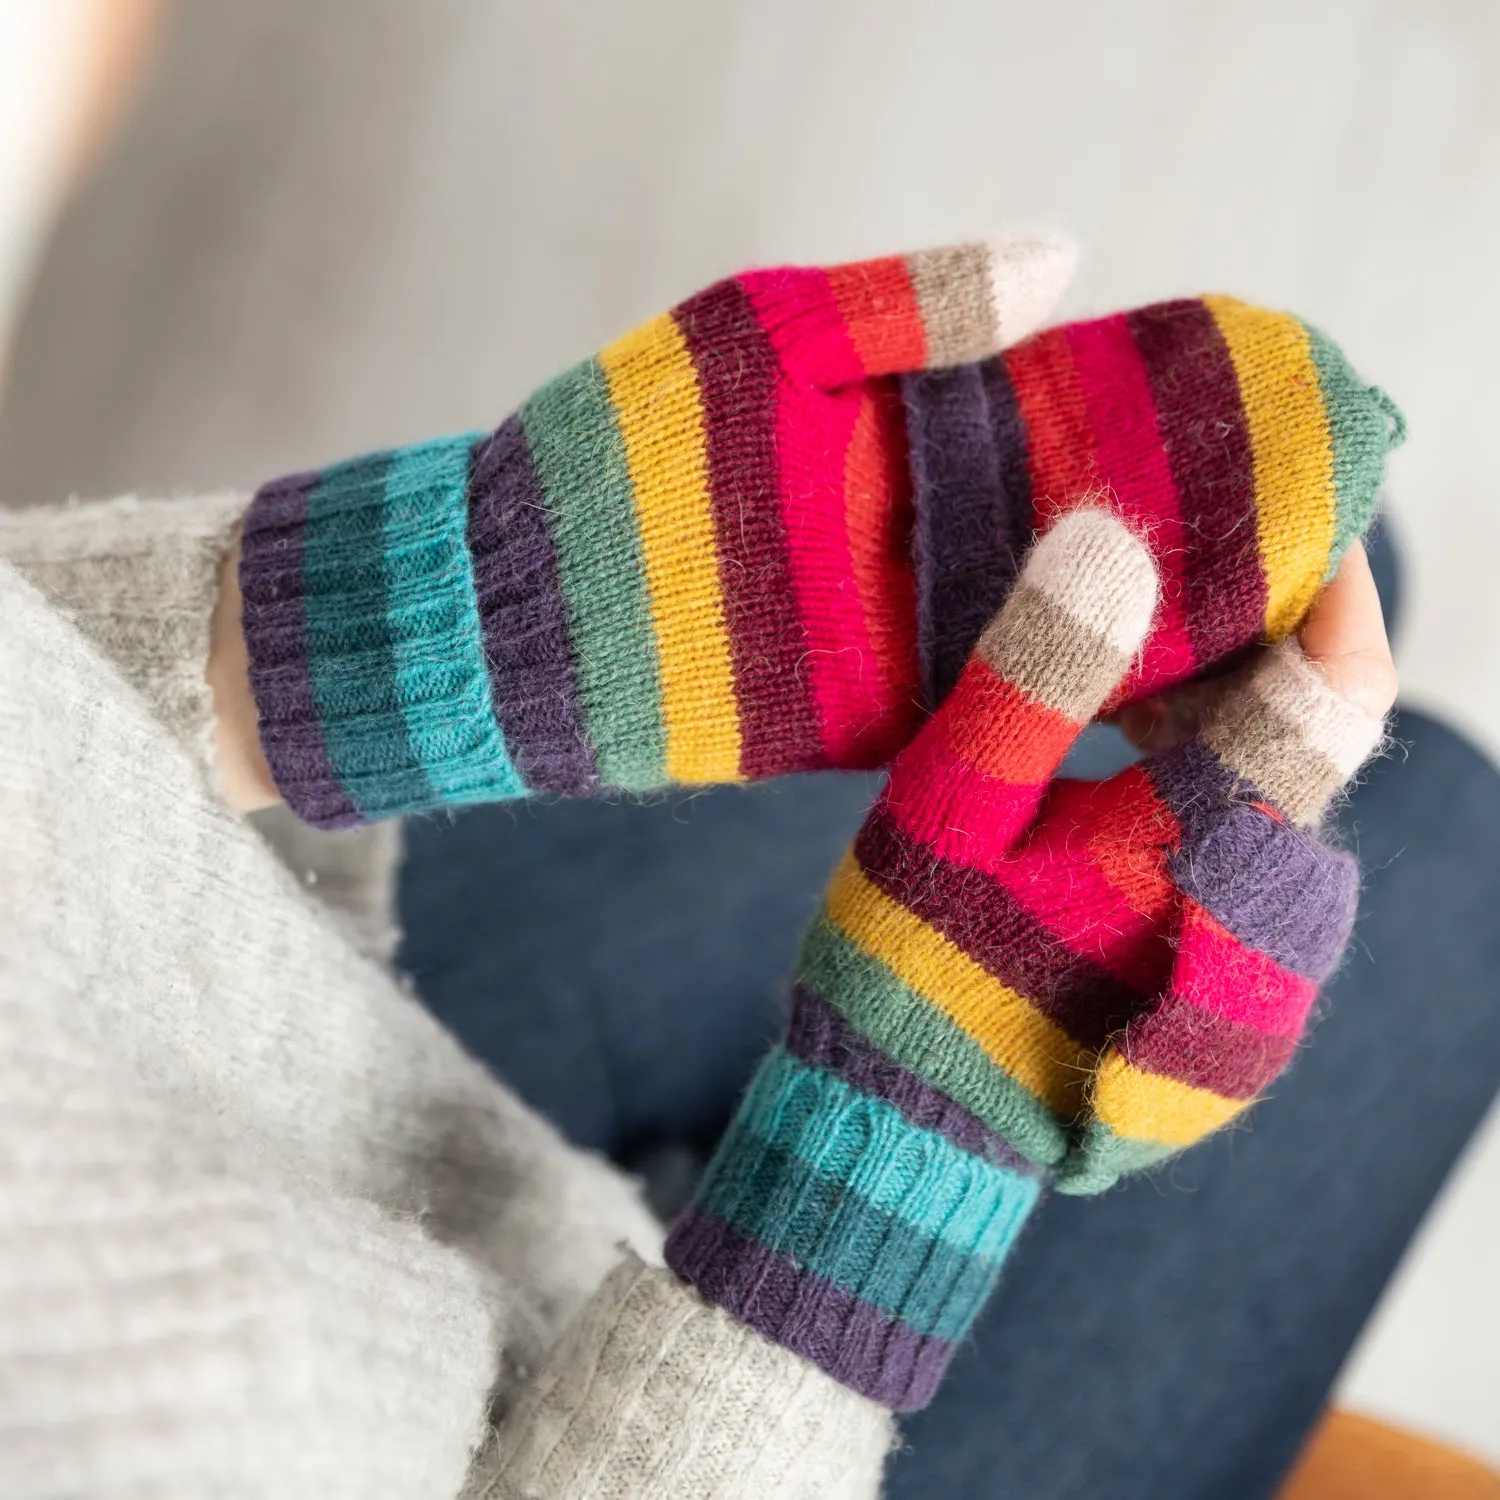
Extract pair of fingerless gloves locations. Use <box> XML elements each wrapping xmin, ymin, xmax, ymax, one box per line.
<box><xmin>239</xmin><ymin>234</ymin><xmax>1400</xmax><ymax>1409</ymax></box>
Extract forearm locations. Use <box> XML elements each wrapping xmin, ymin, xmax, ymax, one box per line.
<box><xmin>479</xmin><ymin>1255</ymin><xmax>893</xmax><ymax>1500</ymax></box>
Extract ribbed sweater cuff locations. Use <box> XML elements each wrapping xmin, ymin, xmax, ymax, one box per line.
<box><xmin>239</xmin><ymin>431</ymin><xmax>543</xmax><ymax>828</ymax></box>
<box><xmin>665</xmin><ymin>1047</ymin><xmax>1043</xmax><ymax>1412</ymax></box>
<box><xmin>0</xmin><ymin>493</ymin><xmax>244</xmax><ymax>763</ymax></box>
<box><xmin>480</xmin><ymin>1256</ymin><xmax>893</xmax><ymax>1500</ymax></box>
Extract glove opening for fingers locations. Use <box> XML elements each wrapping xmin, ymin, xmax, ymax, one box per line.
<box><xmin>1200</xmin><ymin>638</ymin><xmax>1387</xmax><ymax>826</ymax></box>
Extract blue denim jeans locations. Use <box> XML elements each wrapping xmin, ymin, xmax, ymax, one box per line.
<box><xmin>400</xmin><ymin>526</ymin><xmax>1500</xmax><ymax>1497</ymax></box>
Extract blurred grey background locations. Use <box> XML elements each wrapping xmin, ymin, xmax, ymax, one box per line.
<box><xmin>0</xmin><ymin>0</ymin><xmax>1494</xmax><ymax>1461</ymax></box>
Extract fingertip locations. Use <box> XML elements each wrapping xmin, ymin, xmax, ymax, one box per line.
<box><xmin>1024</xmin><ymin>508</ymin><xmax>1159</xmax><ymax>656</ymax></box>
<box><xmin>986</xmin><ymin>230</ymin><xmax>1080</xmax><ymax>347</ymax></box>
<box><xmin>1299</xmin><ymin>542</ymin><xmax>1398</xmax><ymax>720</ymax></box>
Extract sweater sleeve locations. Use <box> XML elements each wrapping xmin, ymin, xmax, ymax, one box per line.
<box><xmin>2</xmin><ymin>498</ymin><xmax>881</xmax><ymax>1497</ymax></box>
<box><xmin>0</xmin><ymin>491</ymin><xmax>244</xmax><ymax>757</ymax></box>
<box><xmin>2</xmin><ymin>540</ymin><xmax>682</xmax><ymax>1496</ymax></box>
<box><xmin>0</xmin><ymin>493</ymin><xmax>405</xmax><ymax>958</ymax></box>
<box><xmin>473</xmin><ymin>1255</ymin><xmax>894</xmax><ymax>1500</ymax></box>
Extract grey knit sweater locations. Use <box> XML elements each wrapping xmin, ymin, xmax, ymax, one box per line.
<box><xmin>0</xmin><ymin>495</ymin><xmax>892</xmax><ymax>1499</ymax></box>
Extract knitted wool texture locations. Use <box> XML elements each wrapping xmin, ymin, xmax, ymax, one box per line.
<box><xmin>1</xmin><ymin>500</ymin><xmax>901</xmax><ymax>1499</ymax></box>
<box><xmin>665</xmin><ymin>510</ymin><xmax>1387</xmax><ymax>1412</ymax></box>
<box><xmin>904</xmin><ymin>296</ymin><xmax>1404</xmax><ymax>706</ymax></box>
<box><xmin>475</xmin><ymin>1256</ymin><xmax>893</xmax><ymax>1500</ymax></box>
<box><xmin>238</xmin><ymin>240</ymin><xmax>1403</xmax><ymax>828</ymax></box>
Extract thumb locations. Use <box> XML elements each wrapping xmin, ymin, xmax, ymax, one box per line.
<box><xmin>882</xmin><ymin>506</ymin><xmax>1159</xmax><ymax>869</ymax></box>
<box><xmin>740</xmin><ymin>231</ymin><xmax>1079</xmax><ymax>389</ymax></box>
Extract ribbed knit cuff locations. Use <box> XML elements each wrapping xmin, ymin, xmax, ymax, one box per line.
<box><xmin>239</xmin><ymin>432</ymin><xmax>536</xmax><ymax>828</ymax></box>
<box><xmin>665</xmin><ymin>1046</ymin><xmax>1043</xmax><ymax>1412</ymax></box>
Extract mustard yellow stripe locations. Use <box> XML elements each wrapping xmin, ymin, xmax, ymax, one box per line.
<box><xmin>599</xmin><ymin>313</ymin><xmax>741</xmax><ymax>782</ymax></box>
<box><xmin>824</xmin><ymin>854</ymin><xmax>1090</xmax><ymax>1116</ymax></box>
<box><xmin>1204</xmin><ymin>296</ymin><xmax>1337</xmax><ymax>640</ymax></box>
<box><xmin>1091</xmin><ymin>1052</ymin><xmax>1246</xmax><ymax>1147</ymax></box>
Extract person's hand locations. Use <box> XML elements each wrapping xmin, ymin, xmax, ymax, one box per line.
<box><xmin>214</xmin><ymin>234</ymin><xmax>1076</xmax><ymax>820</ymax></box>
<box><xmin>230</xmin><ymin>234</ymin><xmax>1079</xmax><ymax>826</ymax></box>
<box><xmin>209</xmin><ymin>523</ymin><xmax>1396</xmax><ymax>826</ymax></box>
<box><xmin>665</xmin><ymin>506</ymin><xmax>1388</xmax><ymax>1411</ymax></box>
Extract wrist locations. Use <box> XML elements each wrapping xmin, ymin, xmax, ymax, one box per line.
<box><xmin>666</xmin><ymin>1044</ymin><xmax>1043</xmax><ymax>1411</ymax></box>
<box><xmin>236</xmin><ymin>439</ymin><xmax>527</xmax><ymax>828</ymax></box>
<box><xmin>205</xmin><ymin>529</ymin><xmax>280</xmax><ymax>814</ymax></box>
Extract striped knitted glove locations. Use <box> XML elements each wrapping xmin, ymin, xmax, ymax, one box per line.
<box><xmin>238</xmin><ymin>235</ymin><xmax>1072</xmax><ymax>827</ymax></box>
<box><xmin>238</xmin><ymin>238</ymin><xmax>1401</xmax><ymax>828</ymax></box>
<box><xmin>665</xmin><ymin>507</ymin><xmax>1385</xmax><ymax>1411</ymax></box>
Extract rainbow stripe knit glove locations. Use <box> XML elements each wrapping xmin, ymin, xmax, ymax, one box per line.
<box><xmin>665</xmin><ymin>507</ymin><xmax>1385</xmax><ymax>1412</ymax></box>
<box><xmin>238</xmin><ymin>237</ymin><xmax>1402</xmax><ymax>828</ymax></box>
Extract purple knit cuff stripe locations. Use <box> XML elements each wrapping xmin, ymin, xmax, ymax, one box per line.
<box><xmin>786</xmin><ymin>987</ymin><xmax>1046</xmax><ymax>1176</ymax></box>
<box><xmin>666</xmin><ymin>1205</ymin><xmax>956</xmax><ymax>1412</ymax></box>
<box><xmin>466</xmin><ymin>417</ymin><xmax>597</xmax><ymax>795</ymax></box>
<box><xmin>1144</xmin><ymin>735</ymin><xmax>1243</xmax><ymax>843</ymax></box>
<box><xmin>1148</xmin><ymin>739</ymin><xmax>1359</xmax><ymax>981</ymax></box>
<box><xmin>902</xmin><ymin>359</ymin><xmax>1031</xmax><ymax>710</ymax></box>
<box><xmin>238</xmin><ymin>470</ymin><xmax>362</xmax><ymax>829</ymax></box>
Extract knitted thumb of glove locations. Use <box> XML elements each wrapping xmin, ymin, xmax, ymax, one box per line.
<box><xmin>666</xmin><ymin>508</ymin><xmax>1160</xmax><ymax>1411</ymax></box>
